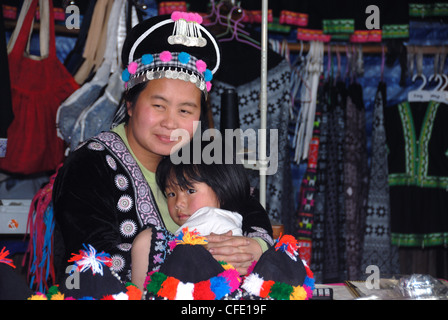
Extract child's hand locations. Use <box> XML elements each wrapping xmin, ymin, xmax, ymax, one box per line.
<box><xmin>206</xmin><ymin>231</ymin><xmax>262</xmax><ymax>275</ymax></box>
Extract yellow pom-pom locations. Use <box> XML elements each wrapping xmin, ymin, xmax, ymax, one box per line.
<box><xmin>290</xmin><ymin>285</ymin><xmax>308</xmax><ymax>300</ymax></box>
<box><xmin>176</xmin><ymin>227</ymin><xmax>208</xmax><ymax>246</ymax></box>
<box><xmin>50</xmin><ymin>292</ymin><xmax>65</xmax><ymax>300</ymax></box>
<box><xmin>28</xmin><ymin>293</ymin><xmax>48</xmax><ymax>300</ymax></box>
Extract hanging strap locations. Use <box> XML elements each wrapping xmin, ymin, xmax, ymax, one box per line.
<box><xmin>7</xmin><ymin>0</ymin><xmax>56</xmax><ymax>59</ymax></box>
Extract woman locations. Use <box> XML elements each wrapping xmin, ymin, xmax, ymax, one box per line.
<box><xmin>53</xmin><ymin>12</ymin><xmax>273</xmax><ymax>284</ymax></box>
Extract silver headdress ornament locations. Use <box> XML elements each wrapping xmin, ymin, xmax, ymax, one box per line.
<box><xmin>168</xmin><ymin>12</ymin><xmax>207</xmax><ymax>47</ymax></box>
<box><xmin>121</xmin><ymin>11</ymin><xmax>221</xmax><ymax>95</ymax></box>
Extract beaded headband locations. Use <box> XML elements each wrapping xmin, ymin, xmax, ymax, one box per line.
<box><xmin>121</xmin><ymin>12</ymin><xmax>221</xmax><ymax>95</ymax></box>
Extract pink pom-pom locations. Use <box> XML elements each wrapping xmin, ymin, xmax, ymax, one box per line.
<box><xmin>206</xmin><ymin>82</ymin><xmax>212</xmax><ymax>92</ymax></box>
<box><xmin>181</xmin><ymin>12</ymin><xmax>189</xmax><ymax>20</ymax></box>
<box><xmin>247</xmin><ymin>260</ymin><xmax>258</xmax><ymax>274</ymax></box>
<box><xmin>128</xmin><ymin>62</ymin><xmax>138</xmax><ymax>74</ymax></box>
<box><xmin>195</xmin><ymin>13</ymin><xmax>203</xmax><ymax>24</ymax></box>
<box><xmin>160</xmin><ymin>51</ymin><xmax>172</xmax><ymax>62</ymax></box>
<box><xmin>187</xmin><ymin>12</ymin><xmax>196</xmax><ymax>22</ymax></box>
<box><xmin>196</xmin><ymin>60</ymin><xmax>207</xmax><ymax>73</ymax></box>
<box><xmin>168</xmin><ymin>239</ymin><xmax>177</xmax><ymax>251</ymax></box>
<box><xmin>171</xmin><ymin>11</ymin><xmax>182</xmax><ymax>21</ymax></box>
<box><xmin>220</xmin><ymin>269</ymin><xmax>241</xmax><ymax>291</ymax></box>
<box><xmin>304</xmin><ymin>285</ymin><xmax>313</xmax><ymax>300</ymax></box>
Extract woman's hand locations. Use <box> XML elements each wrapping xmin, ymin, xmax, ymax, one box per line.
<box><xmin>206</xmin><ymin>231</ymin><xmax>262</xmax><ymax>275</ymax></box>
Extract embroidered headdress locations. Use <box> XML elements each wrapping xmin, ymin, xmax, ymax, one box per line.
<box><xmin>0</xmin><ymin>247</ymin><xmax>33</xmax><ymax>299</ymax></box>
<box><xmin>40</xmin><ymin>244</ymin><xmax>143</xmax><ymax>300</ymax></box>
<box><xmin>144</xmin><ymin>228</ymin><xmax>241</xmax><ymax>300</ymax></box>
<box><xmin>121</xmin><ymin>12</ymin><xmax>221</xmax><ymax>96</ymax></box>
<box><xmin>240</xmin><ymin>234</ymin><xmax>315</xmax><ymax>300</ymax></box>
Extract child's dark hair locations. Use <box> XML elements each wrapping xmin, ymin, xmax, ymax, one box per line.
<box><xmin>156</xmin><ymin>141</ymin><xmax>251</xmax><ymax>213</ymax></box>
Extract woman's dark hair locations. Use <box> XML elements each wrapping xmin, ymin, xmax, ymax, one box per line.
<box><xmin>122</xmin><ymin>81</ymin><xmax>210</xmax><ymax>129</ymax></box>
<box><xmin>156</xmin><ymin>140</ymin><xmax>251</xmax><ymax>213</ymax></box>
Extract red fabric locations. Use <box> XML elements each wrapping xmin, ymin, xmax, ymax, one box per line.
<box><xmin>0</xmin><ymin>0</ymin><xmax>79</xmax><ymax>174</ymax></box>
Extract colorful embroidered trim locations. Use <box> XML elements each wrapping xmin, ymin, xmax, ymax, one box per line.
<box><xmin>144</xmin><ymin>228</ymin><xmax>240</xmax><ymax>300</ymax></box>
<box><xmin>158</xmin><ymin>1</ymin><xmax>187</xmax><ymax>15</ymax></box>
<box><xmin>241</xmin><ymin>9</ymin><xmax>274</xmax><ymax>24</ymax></box>
<box><xmin>409</xmin><ymin>3</ymin><xmax>448</xmax><ymax>18</ymax></box>
<box><xmin>382</xmin><ymin>24</ymin><xmax>409</xmax><ymax>39</ymax></box>
<box><xmin>279</xmin><ymin>10</ymin><xmax>308</xmax><ymax>27</ymax></box>
<box><xmin>122</xmin><ymin>51</ymin><xmax>213</xmax><ymax>93</ymax></box>
<box><xmin>297</xmin><ymin>28</ymin><xmax>331</xmax><ymax>42</ymax></box>
<box><xmin>391</xmin><ymin>232</ymin><xmax>448</xmax><ymax>247</ymax></box>
<box><xmin>146</xmin><ymin>262</ymin><xmax>241</xmax><ymax>300</ymax></box>
<box><xmin>389</xmin><ymin>101</ymin><xmax>448</xmax><ymax>189</ymax></box>
<box><xmin>241</xmin><ymin>268</ymin><xmax>315</xmax><ymax>300</ymax></box>
<box><xmin>350</xmin><ymin>30</ymin><xmax>382</xmax><ymax>43</ymax></box>
<box><xmin>27</xmin><ymin>283</ymin><xmax>142</xmax><ymax>300</ymax></box>
<box><xmin>322</xmin><ymin>19</ymin><xmax>355</xmax><ymax>34</ymax></box>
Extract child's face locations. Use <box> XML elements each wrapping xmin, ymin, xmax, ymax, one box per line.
<box><xmin>166</xmin><ymin>181</ymin><xmax>220</xmax><ymax>226</ymax></box>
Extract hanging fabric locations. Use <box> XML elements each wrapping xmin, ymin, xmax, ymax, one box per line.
<box><xmin>324</xmin><ymin>79</ymin><xmax>347</xmax><ymax>283</ymax></box>
<box><xmin>0</xmin><ymin>13</ymin><xmax>14</xmax><ymax>158</ymax></box>
<box><xmin>385</xmin><ymin>49</ymin><xmax>448</xmax><ymax>249</ymax></box>
<box><xmin>0</xmin><ymin>0</ymin><xmax>79</xmax><ymax>175</ymax></box>
<box><xmin>308</xmin><ymin>80</ymin><xmax>326</xmax><ymax>283</ymax></box>
<box><xmin>206</xmin><ymin>2</ymin><xmax>293</xmax><ymax>227</ymax></box>
<box><xmin>361</xmin><ymin>81</ymin><xmax>400</xmax><ymax>275</ymax></box>
<box><xmin>293</xmin><ymin>41</ymin><xmax>324</xmax><ymax>162</ymax></box>
<box><xmin>63</xmin><ymin>0</ymin><xmax>98</xmax><ymax>75</ymax></box>
<box><xmin>343</xmin><ymin>81</ymin><xmax>369</xmax><ymax>280</ymax></box>
<box><xmin>385</xmin><ymin>102</ymin><xmax>448</xmax><ymax>247</ymax></box>
<box><xmin>296</xmin><ymin>97</ymin><xmax>322</xmax><ymax>267</ymax></box>
<box><xmin>73</xmin><ymin>0</ymin><xmax>114</xmax><ymax>85</ymax></box>
<box><xmin>23</xmin><ymin>165</ymin><xmax>62</xmax><ymax>292</ymax></box>
<box><xmin>310</xmin><ymin>78</ymin><xmax>347</xmax><ymax>284</ymax></box>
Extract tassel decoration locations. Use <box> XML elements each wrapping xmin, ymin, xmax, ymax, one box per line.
<box><xmin>175</xmin><ymin>227</ymin><xmax>208</xmax><ymax>246</ymax></box>
<box><xmin>169</xmin><ymin>11</ymin><xmax>207</xmax><ymax>47</ymax></box>
<box><xmin>0</xmin><ymin>247</ymin><xmax>16</xmax><ymax>268</ymax></box>
<box><xmin>68</xmin><ymin>244</ymin><xmax>112</xmax><ymax>276</ymax></box>
<box><xmin>274</xmin><ymin>234</ymin><xmax>300</xmax><ymax>261</ymax></box>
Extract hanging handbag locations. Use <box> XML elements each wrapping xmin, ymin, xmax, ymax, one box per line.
<box><xmin>0</xmin><ymin>0</ymin><xmax>79</xmax><ymax>174</ymax></box>
<box><xmin>55</xmin><ymin>0</ymin><xmax>114</xmax><ymax>148</ymax></box>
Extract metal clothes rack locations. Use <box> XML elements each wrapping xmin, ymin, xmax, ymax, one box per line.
<box><xmin>258</xmin><ymin>0</ymin><xmax>268</xmax><ymax>208</ymax></box>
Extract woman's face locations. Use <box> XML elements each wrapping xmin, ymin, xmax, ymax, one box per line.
<box><xmin>126</xmin><ymin>78</ymin><xmax>202</xmax><ymax>170</ymax></box>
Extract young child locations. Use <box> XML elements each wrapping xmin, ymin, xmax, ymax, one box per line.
<box><xmin>155</xmin><ymin>152</ymin><xmax>252</xmax><ymax>237</ymax></box>
<box><xmin>130</xmin><ymin>142</ymin><xmax>273</xmax><ymax>290</ymax></box>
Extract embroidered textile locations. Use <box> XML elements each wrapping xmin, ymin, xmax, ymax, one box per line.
<box><xmin>361</xmin><ymin>82</ymin><xmax>400</xmax><ymax>275</ymax></box>
<box><xmin>385</xmin><ymin>101</ymin><xmax>448</xmax><ymax>247</ymax></box>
